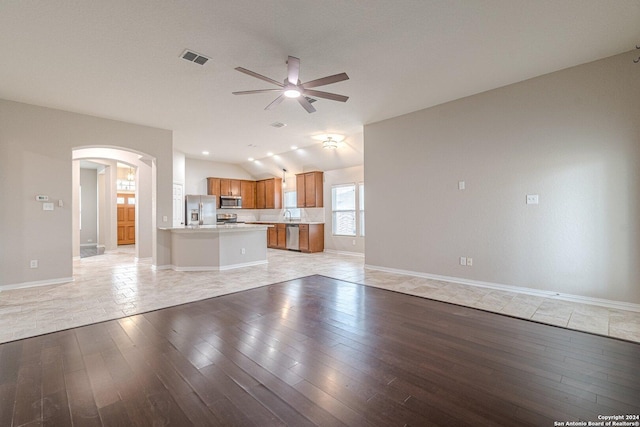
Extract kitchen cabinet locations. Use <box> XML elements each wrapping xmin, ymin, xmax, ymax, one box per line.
<box><xmin>267</xmin><ymin>223</ymin><xmax>286</xmax><ymax>249</ymax></box>
<box><xmin>256</xmin><ymin>178</ymin><xmax>282</xmax><ymax>209</ymax></box>
<box><xmin>241</xmin><ymin>180</ymin><xmax>256</xmax><ymax>209</ymax></box>
<box><xmin>208</xmin><ymin>176</ymin><xmax>281</xmax><ymax>209</ymax></box>
<box><xmin>296</xmin><ymin>171</ymin><xmax>323</xmax><ymax>208</ymax></box>
<box><xmin>299</xmin><ymin>224</ymin><xmax>324</xmax><ymax>253</ymax></box>
<box><xmin>206</xmin><ymin>178</ymin><xmax>221</xmax><ymax>208</ymax></box>
<box><xmin>256</xmin><ymin>180</ymin><xmax>266</xmax><ymax>209</ymax></box>
<box><xmin>267</xmin><ymin>224</ymin><xmax>277</xmax><ymax>248</ymax></box>
<box><xmin>220</xmin><ymin>178</ymin><xmax>241</xmax><ymax>196</ymax></box>
<box><xmin>276</xmin><ymin>223</ymin><xmax>286</xmax><ymax>249</ymax></box>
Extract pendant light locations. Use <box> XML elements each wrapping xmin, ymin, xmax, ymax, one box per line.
<box><xmin>127</xmin><ymin>167</ymin><xmax>135</xmax><ymax>181</ymax></box>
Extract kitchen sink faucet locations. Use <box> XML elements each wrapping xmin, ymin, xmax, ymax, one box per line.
<box><xmin>283</xmin><ymin>210</ymin><xmax>292</xmax><ymax>222</ymax></box>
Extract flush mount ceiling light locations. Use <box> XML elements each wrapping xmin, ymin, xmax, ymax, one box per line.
<box><xmin>323</xmin><ymin>137</ymin><xmax>338</xmax><ymax>149</ymax></box>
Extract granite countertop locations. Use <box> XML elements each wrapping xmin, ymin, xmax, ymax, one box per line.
<box><xmin>158</xmin><ymin>224</ymin><xmax>272</xmax><ymax>232</ymax></box>
<box><xmin>247</xmin><ymin>220</ymin><xmax>325</xmax><ymax>225</ymax></box>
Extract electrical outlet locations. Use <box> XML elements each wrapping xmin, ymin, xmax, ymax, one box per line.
<box><xmin>352</xmin><ymin>239</ymin><xmax>356</xmax><ymax>246</ymax></box>
<box><xmin>460</xmin><ymin>257</ymin><xmax>467</xmax><ymax>266</ymax></box>
<box><xmin>30</xmin><ymin>260</ymin><xmax>38</xmax><ymax>268</ymax></box>
<box><xmin>241</xmin><ymin>248</ymin><xmax>246</xmax><ymax>255</ymax></box>
<box><xmin>526</xmin><ymin>194</ymin><xmax>539</xmax><ymax>205</ymax></box>
<box><xmin>467</xmin><ymin>257</ymin><xmax>473</xmax><ymax>266</ymax></box>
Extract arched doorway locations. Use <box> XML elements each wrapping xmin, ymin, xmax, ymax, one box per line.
<box><xmin>72</xmin><ymin>147</ymin><xmax>156</xmax><ymax>263</ymax></box>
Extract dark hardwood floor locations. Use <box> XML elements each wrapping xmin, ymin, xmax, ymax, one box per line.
<box><xmin>1</xmin><ymin>275</ymin><xmax>639</xmax><ymax>426</ymax></box>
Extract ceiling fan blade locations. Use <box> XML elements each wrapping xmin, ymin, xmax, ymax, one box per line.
<box><xmin>287</xmin><ymin>56</ymin><xmax>300</xmax><ymax>84</ymax></box>
<box><xmin>297</xmin><ymin>96</ymin><xmax>316</xmax><ymax>113</ymax></box>
<box><xmin>303</xmin><ymin>89</ymin><xmax>349</xmax><ymax>102</ymax></box>
<box><xmin>265</xmin><ymin>94</ymin><xmax>285</xmax><ymax>110</ymax></box>
<box><xmin>235</xmin><ymin>67</ymin><xmax>284</xmax><ymax>87</ymax></box>
<box><xmin>232</xmin><ymin>89</ymin><xmax>283</xmax><ymax>95</ymax></box>
<box><xmin>302</xmin><ymin>72</ymin><xmax>349</xmax><ymax>89</ymax></box>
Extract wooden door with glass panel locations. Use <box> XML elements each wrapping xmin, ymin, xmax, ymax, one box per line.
<box><xmin>117</xmin><ymin>193</ymin><xmax>135</xmax><ymax>245</ymax></box>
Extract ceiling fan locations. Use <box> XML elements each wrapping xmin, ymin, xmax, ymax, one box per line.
<box><xmin>232</xmin><ymin>56</ymin><xmax>349</xmax><ymax>113</ymax></box>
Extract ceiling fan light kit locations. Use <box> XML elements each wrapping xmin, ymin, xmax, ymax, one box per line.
<box><xmin>233</xmin><ymin>56</ymin><xmax>349</xmax><ymax>113</ymax></box>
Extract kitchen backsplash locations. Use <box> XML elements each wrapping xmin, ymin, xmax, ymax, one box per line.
<box><xmin>232</xmin><ymin>208</ymin><xmax>325</xmax><ymax>223</ymax></box>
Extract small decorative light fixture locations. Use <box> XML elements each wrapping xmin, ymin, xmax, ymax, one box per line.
<box><xmin>127</xmin><ymin>168</ymin><xmax>135</xmax><ymax>181</ymax></box>
<box><xmin>282</xmin><ymin>168</ymin><xmax>287</xmax><ymax>188</ymax></box>
<box><xmin>322</xmin><ymin>137</ymin><xmax>338</xmax><ymax>149</ymax></box>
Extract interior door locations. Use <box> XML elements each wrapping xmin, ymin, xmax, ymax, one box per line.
<box><xmin>117</xmin><ymin>193</ymin><xmax>135</xmax><ymax>245</ymax></box>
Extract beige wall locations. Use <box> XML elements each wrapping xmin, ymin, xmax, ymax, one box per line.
<box><xmin>0</xmin><ymin>99</ymin><xmax>173</xmax><ymax>287</ymax></box>
<box><xmin>79</xmin><ymin>168</ymin><xmax>98</xmax><ymax>245</ymax></box>
<box><xmin>364</xmin><ymin>51</ymin><xmax>640</xmax><ymax>304</ymax></box>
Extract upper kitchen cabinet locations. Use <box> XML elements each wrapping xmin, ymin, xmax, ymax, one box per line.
<box><xmin>240</xmin><ymin>180</ymin><xmax>256</xmax><ymax>209</ymax></box>
<box><xmin>296</xmin><ymin>171</ymin><xmax>323</xmax><ymax>208</ymax></box>
<box><xmin>256</xmin><ymin>178</ymin><xmax>282</xmax><ymax>209</ymax></box>
<box><xmin>220</xmin><ymin>178</ymin><xmax>241</xmax><ymax>197</ymax></box>
<box><xmin>206</xmin><ymin>178</ymin><xmax>221</xmax><ymax>208</ymax></box>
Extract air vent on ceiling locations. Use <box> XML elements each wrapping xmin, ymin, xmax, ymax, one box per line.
<box><xmin>181</xmin><ymin>49</ymin><xmax>210</xmax><ymax>65</ymax></box>
<box><xmin>270</xmin><ymin>122</ymin><xmax>287</xmax><ymax>128</ymax></box>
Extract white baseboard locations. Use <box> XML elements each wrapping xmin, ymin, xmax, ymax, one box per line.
<box><xmin>153</xmin><ymin>260</ymin><xmax>268</xmax><ymax>272</ymax></box>
<box><xmin>323</xmin><ymin>249</ymin><xmax>365</xmax><ymax>258</ymax></box>
<box><xmin>134</xmin><ymin>257</ymin><xmax>152</xmax><ymax>263</ymax></box>
<box><xmin>0</xmin><ymin>276</ymin><xmax>74</xmax><ymax>291</ymax></box>
<box><xmin>364</xmin><ymin>264</ymin><xmax>640</xmax><ymax>313</ymax></box>
<box><xmin>80</xmin><ymin>243</ymin><xmax>97</xmax><ymax>247</ymax></box>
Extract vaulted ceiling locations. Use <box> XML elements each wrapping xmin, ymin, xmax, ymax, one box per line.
<box><xmin>1</xmin><ymin>1</ymin><xmax>638</xmax><ymax>174</ymax></box>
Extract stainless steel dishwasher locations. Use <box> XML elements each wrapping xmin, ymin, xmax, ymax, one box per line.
<box><xmin>286</xmin><ymin>224</ymin><xmax>300</xmax><ymax>251</ymax></box>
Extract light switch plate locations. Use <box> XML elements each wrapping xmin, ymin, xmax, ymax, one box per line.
<box><xmin>526</xmin><ymin>194</ymin><xmax>539</xmax><ymax>205</ymax></box>
<box><xmin>43</xmin><ymin>202</ymin><xmax>54</xmax><ymax>211</ymax></box>
<box><xmin>458</xmin><ymin>181</ymin><xmax>465</xmax><ymax>190</ymax></box>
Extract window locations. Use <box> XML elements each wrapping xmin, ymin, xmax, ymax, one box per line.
<box><xmin>332</xmin><ymin>184</ymin><xmax>356</xmax><ymax>236</ymax></box>
<box><xmin>283</xmin><ymin>190</ymin><xmax>301</xmax><ymax>219</ymax></box>
<box><xmin>117</xmin><ymin>179</ymin><xmax>135</xmax><ymax>191</ymax></box>
<box><xmin>359</xmin><ymin>183</ymin><xmax>365</xmax><ymax>237</ymax></box>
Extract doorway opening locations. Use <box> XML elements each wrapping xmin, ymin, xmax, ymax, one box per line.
<box><xmin>72</xmin><ymin>147</ymin><xmax>156</xmax><ymax>266</ymax></box>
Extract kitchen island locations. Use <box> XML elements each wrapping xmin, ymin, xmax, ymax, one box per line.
<box><xmin>159</xmin><ymin>224</ymin><xmax>271</xmax><ymax>271</ymax></box>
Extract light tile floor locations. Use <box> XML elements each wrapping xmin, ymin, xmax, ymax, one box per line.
<box><xmin>1</xmin><ymin>246</ymin><xmax>639</xmax><ymax>344</ymax></box>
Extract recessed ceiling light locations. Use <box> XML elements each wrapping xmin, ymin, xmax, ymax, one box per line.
<box><xmin>202</xmin><ymin>151</ymin><xmax>209</xmax><ymax>155</ymax></box>
<box><xmin>248</xmin><ymin>157</ymin><xmax>254</xmax><ymax>162</ymax></box>
<box><xmin>291</xmin><ymin>146</ymin><xmax>298</xmax><ymax>150</ymax></box>
<box><xmin>267</xmin><ymin>152</ymin><xmax>273</xmax><ymax>157</ymax></box>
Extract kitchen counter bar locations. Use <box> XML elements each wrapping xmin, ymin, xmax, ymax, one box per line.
<box><xmin>159</xmin><ymin>224</ymin><xmax>270</xmax><ymax>271</ymax></box>
<box><xmin>247</xmin><ymin>221</ymin><xmax>325</xmax><ymax>225</ymax></box>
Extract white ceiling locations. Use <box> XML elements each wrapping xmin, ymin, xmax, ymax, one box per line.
<box><xmin>1</xmin><ymin>1</ymin><xmax>639</xmax><ymax>172</ymax></box>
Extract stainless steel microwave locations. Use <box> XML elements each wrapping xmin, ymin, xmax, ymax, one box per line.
<box><xmin>220</xmin><ymin>195</ymin><xmax>242</xmax><ymax>209</ymax></box>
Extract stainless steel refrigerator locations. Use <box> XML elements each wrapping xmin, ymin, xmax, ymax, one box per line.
<box><xmin>185</xmin><ymin>195</ymin><xmax>217</xmax><ymax>226</ymax></box>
